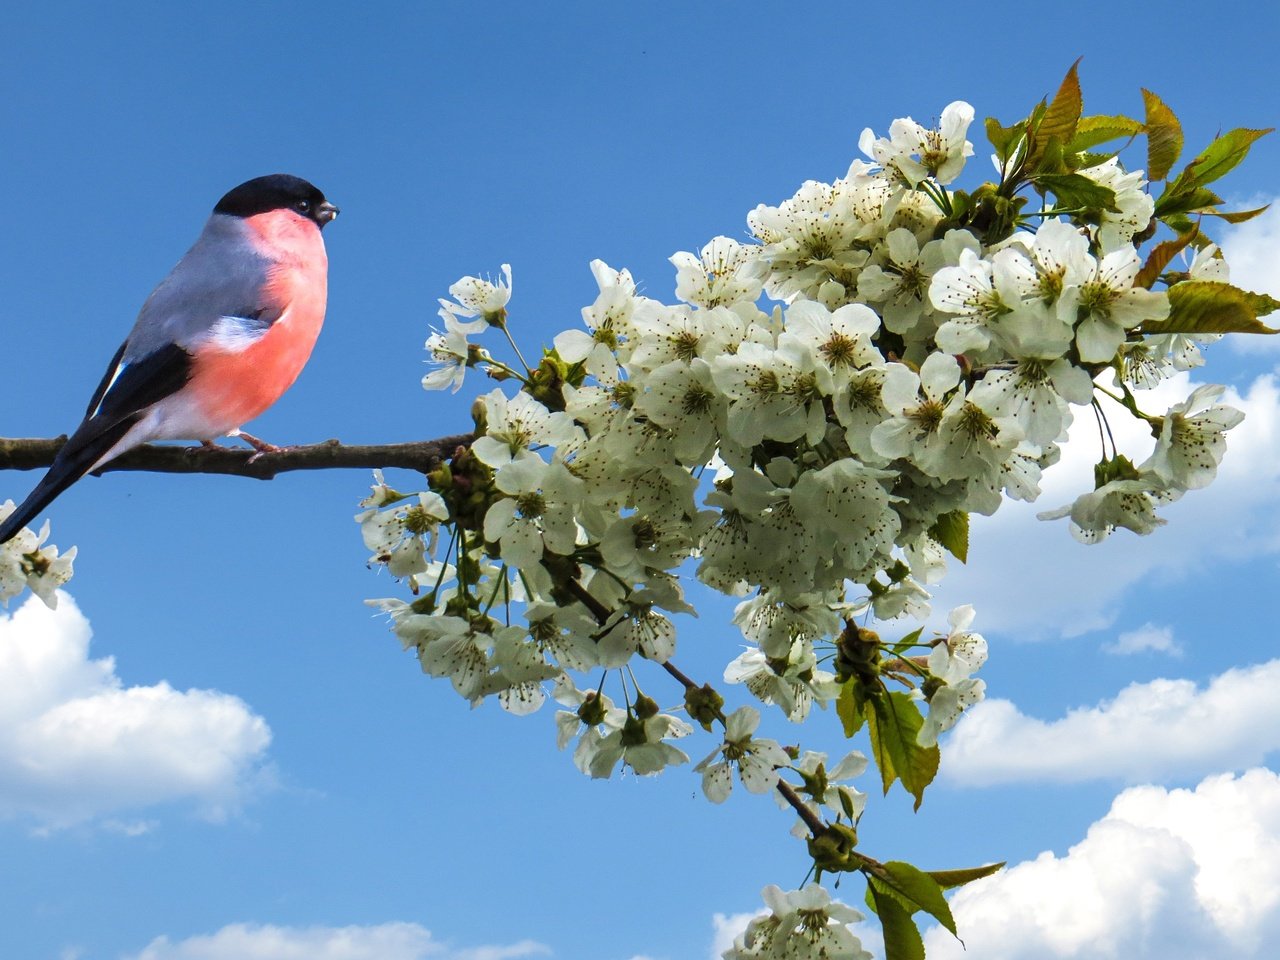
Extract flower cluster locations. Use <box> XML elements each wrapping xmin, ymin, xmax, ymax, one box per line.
<box><xmin>367</xmin><ymin>97</ymin><xmax>1248</xmax><ymax>761</ymax></box>
<box><xmin>723</xmin><ymin>884</ymin><xmax>871</xmax><ymax>960</ymax></box>
<box><xmin>359</xmin><ymin>83</ymin><xmax>1262</xmax><ymax>959</ymax></box>
<box><xmin>0</xmin><ymin>501</ymin><xmax>76</xmax><ymax>608</ymax></box>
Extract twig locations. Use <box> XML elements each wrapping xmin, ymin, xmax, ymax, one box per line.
<box><xmin>775</xmin><ymin>778</ymin><xmax>829</xmax><ymax>838</ymax></box>
<box><xmin>565</xmin><ymin>576</ymin><xmax>836</xmax><ymax>842</ymax></box>
<box><xmin>0</xmin><ymin>434</ymin><xmax>476</xmax><ymax>481</ymax></box>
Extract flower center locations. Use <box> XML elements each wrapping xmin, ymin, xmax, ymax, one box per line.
<box><xmin>821</xmin><ymin>332</ymin><xmax>859</xmax><ymax>367</ymax></box>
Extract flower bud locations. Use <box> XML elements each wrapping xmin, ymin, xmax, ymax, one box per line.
<box><xmin>684</xmin><ymin>683</ymin><xmax>725</xmax><ymax>731</ymax></box>
<box><xmin>576</xmin><ymin>692</ymin><xmax>608</xmax><ymax>728</ymax></box>
<box><xmin>806</xmin><ymin>822</ymin><xmax>860</xmax><ymax>873</ymax></box>
<box><xmin>632</xmin><ymin>693</ymin><xmax>660</xmax><ymax>720</ymax></box>
<box><xmin>835</xmin><ymin>621</ymin><xmax>880</xmax><ymax>684</ymax></box>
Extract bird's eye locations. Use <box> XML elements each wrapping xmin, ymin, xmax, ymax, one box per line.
<box><xmin>296</xmin><ymin>199</ymin><xmax>311</xmax><ymax>213</ymax></box>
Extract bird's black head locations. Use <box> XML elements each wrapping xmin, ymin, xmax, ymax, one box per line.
<box><xmin>213</xmin><ymin>174</ymin><xmax>339</xmax><ymax>228</ymax></box>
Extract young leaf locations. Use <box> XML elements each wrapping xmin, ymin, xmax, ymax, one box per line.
<box><xmin>837</xmin><ymin>680</ymin><xmax>868</xmax><ymax>736</ymax></box>
<box><xmin>1036</xmin><ymin>59</ymin><xmax>1083</xmax><ymax>160</ymax></box>
<box><xmin>928</xmin><ymin>511</ymin><xmax>969</xmax><ymax>563</ymax></box>
<box><xmin>1201</xmin><ymin>203</ymin><xmax>1270</xmax><ymax>224</ymax></box>
<box><xmin>1035</xmin><ymin>173</ymin><xmax>1119</xmax><ymax>212</ymax></box>
<box><xmin>1142</xmin><ymin>281</ymin><xmax>1280</xmax><ymax>335</ymax></box>
<box><xmin>869</xmin><ymin>885</ymin><xmax>925</xmax><ymax>960</ymax></box>
<box><xmin>986</xmin><ymin>116</ymin><xmax>1027</xmax><ymax>166</ymax></box>
<box><xmin>1069</xmin><ymin>114</ymin><xmax>1142</xmax><ymax>152</ymax></box>
<box><xmin>891</xmin><ymin>627</ymin><xmax>926</xmax><ymax>656</ymax></box>
<box><xmin>1154</xmin><ymin>185</ymin><xmax>1225</xmax><ymax>218</ymax></box>
<box><xmin>926</xmin><ymin>862</ymin><xmax>1006</xmax><ymax>890</ymax></box>
<box><xmin>1136</xmin><ymin>227</ymin><xmax>1197</xmax><ymax>289</ymax></box>
<box><xmin>1171</xmin><ymin>127</ymin><xmax>1273</xmax><ymax>193</ymax></box>
<box><xmin>1141</xmin><ymin>88</ymin><xmax>1183</xmax><ymax>181</ymax></box>
<box><xmin>866</xmin><ymin>690</ymin><xmax>939</xmax><ymax>810</ymax></box>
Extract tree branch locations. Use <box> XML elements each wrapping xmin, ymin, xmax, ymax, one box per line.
<box><xmin>0</xmin><ymin>434</ymin><xmax>475</xmax><ymax>481</ymax></box>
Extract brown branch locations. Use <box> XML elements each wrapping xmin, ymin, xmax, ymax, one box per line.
<box><xmin>565</xmin><ymin>576</ymin><xmax>614</xmax><ymax>624</ymax></box>
<box><xmin>775</xmin><ymin>778</ymin><xmax>829</xmax><ymax>838</ymax></box>
<box><xmin>570</xmin><ymin>574</ymin><xmax>832</xmax><ymax>839</ymax></box>
<box><xmin>0</xmin><ymin>434</ymin><xmax>475</xmax><ymax>481</ymax></box>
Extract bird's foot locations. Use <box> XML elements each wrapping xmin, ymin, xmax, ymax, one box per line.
<box><xmin>235</xmin><ymin>431</ymin><xmax>292</xmax><ymax>464</ymax></box>
<box><xmin>235</xmin><ymin>431</ymin><xmax>283</xmax><ymax>454</ymax></box>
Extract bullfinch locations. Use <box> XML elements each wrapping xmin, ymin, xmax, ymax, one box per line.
<box><xmin>0</xmin><ymin>173</ymin><xmax>338</xmax><ymax>545</ymax></box>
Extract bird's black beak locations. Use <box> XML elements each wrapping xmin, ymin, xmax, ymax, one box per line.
<box><xmin>316</xmin><ymin>201</ymin><xmax>339</xmax><ymax>226</ymax></box>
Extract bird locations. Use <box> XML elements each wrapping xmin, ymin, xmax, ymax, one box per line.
<box><xmin>0</xmin><ymin>173</ymin><xmax>338</xmax><ymax>545</ymax></box>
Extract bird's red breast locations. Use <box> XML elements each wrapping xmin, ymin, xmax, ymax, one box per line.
<box><xmin>185</xmin><ymin>209</ymin><xmax>328</xmax><ymax>433</ymax></box>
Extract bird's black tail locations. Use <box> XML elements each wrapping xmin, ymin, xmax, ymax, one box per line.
<box><xmin>0</xmin><ymin>417</ymin><xmax>137</xmax><ymax>545</ymax></box>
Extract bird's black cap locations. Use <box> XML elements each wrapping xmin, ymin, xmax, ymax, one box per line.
<box><xmin>213</xmin><ymin>174</ymin><xmax>338</xmax><ymax>228</ymax></box>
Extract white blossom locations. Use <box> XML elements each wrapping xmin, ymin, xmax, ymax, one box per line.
<box><xmin>1077</xmin><ymin>157</ymin><xmax>1155</xmax><ymax>251</ymax></box>
<box><xmin>441</xmin><ymin>263</ymin><xmax>513</xmax><ymax>329</ymax></box>
<box><xmin>671</xmin><ymin>236</ymin><xmax>762</xmax><ymax>308</ymax></box>
<box><xmin>0</xmin><ymin>505</ymin><xmax>76</xmax><ymax>608</ymax></box>
<box><xmin>694</xmin><ymin>706</ymin><xmax>790</xmax><ymax>802</ymax></box>
<box><xmin>725</xmin><ymin>884</ymin><xmax>871</xmax><ymax>960</ymax></box>
<box><xmin>1075</xmin><ymin>247</ymin><xmax>1170</xmax><ymax>363</ymax></box>
<box><xmin>472</xmin><ymin>389</ymin><xmax>580</xmax><ymax>468</ymax></box>
<box><xmin>1144</xmin><ymin>384</ymin><xmax>1245</xmax><ymax>490</ymax></box>
<box><xmin>860</xmin><ymin>100</ymin><xmax>976</xmax><ymax>186</ymax></box>
<box><xmin>918</xmin><ymin>605</ymin><xmax>989</xmax><ymax>747</ymax></box>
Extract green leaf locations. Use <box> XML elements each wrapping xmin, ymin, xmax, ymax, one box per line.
<box><xmin>928</xmin><ymin>511</ymin><xmax>969</xmax><ymax>563</ymax></box>
<box><xmin>1036</xmin><ymin>135</ymin><xmax>1068</xmax><ymax>175</ymax></box>
<box><xmin>1034</xmin><ymin>173</ymin><xmax>1119</xmax><ymax>212</ymax></box>
<box><xmin>1246</xmin><ymin>290</ymin><xmax>1280</xmax><ymax>318</ymax></box>
<box><xmin>986</xmin><ymin>116</ymin><xmax>1026</xmax><ymax>166</ymax></box>
<box><xmin>1069</xmin><ymin>114</ymin><xmax>1143</xmax><ymax>152</ymax></box>
<box><xmin>1136</xmin><ymin>227</ymin><xmax>1197</xmax><ymax>289</ymax></box>
<box><xmin>1202</xmin><ymin>203</ymin><xmax>1270</xmax><ymax>224</ymax></box>
<box><xmin>878</xmin><ymin>862</ymin><xmax>956</xmax><ymax>934</ymax></box>
<box><xmin>1143</xmin><ymin>281</ymin><xmax>1280</xmax><ymax>335</ymax></box>
<box><xmin>1154</xmin><ymin>185</ymin><xmax>1225</xmax><ymax>218</ymax></box>
<box><xmin>927</xmin><ymin>862</ymin><xmax>1006</xmax><ymax>890</ymax></box>
<box><xmin>866</xmin><ymin>691</ymin><xmax>939</xmax><ymax>810</ymax></box>
<box><xmin>1176</xmin><ymin>127</ymin><xmax>1273</xmax><ymax>189</ymax></box>
<box><xmin>1163</xmin><ymin>213</ymin><xmax>1196</xmax><ymax>236</ymax></box>
<box><xmin>1141</xmin><ymin>88</ymin><xmax>1183</xmax><ymax>181</ymax></box>
<box><xmin>1035</xmin><ymin>59</ymin><xmax>1083</xmax><ymax>163</ymax></box>
<box><xmin>869</xmin><ymin>885</ymin><xmax>925</xmax><ymax>960</ymax></box>
<box><xmin>1077</xmin><ymin>149</ymin><xmax>1123</xmax><ymax>167</ymax></box>
<box><xmin>837</xmin><ymin>680</ymin><xmax>868</xmax><ymax>736</ymax></box>
<box><xmin>891</xmin><ymin>627</ymin><xmax>925</xmax><ymax>656</ymax></box>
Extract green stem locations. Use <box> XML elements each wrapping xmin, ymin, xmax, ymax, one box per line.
<box><xmin>500</xmin><ymin>325</ymin><xmax>534</xmax><ymax>376</ymax></box>
<box><xmin>481</xmin><ymin>563</ymin><xmax>509</xmax><ymax>615</ymax></box>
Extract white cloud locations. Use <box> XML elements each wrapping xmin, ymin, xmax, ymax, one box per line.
<box><xmin>1222</xmin><ymin>200</ymin><xmax>1280</xmax><ymax>351</ymax></box>
<box><xmin>923</xmin><ymin>768</ymin><xmax>1280</xmax><ymax>959</ymax></box>
<box><xmin>943</xmin><ymin>659</ymin><xmax>1280</xmax><ymax>785</ymax></box>
<box><xmin>709</xmin><ymin>912</ymin><xmax>759</xmax><ymax>959</ymax></box>
<box><xmin>0</xmin><ymin>593</ymin><xmax>271</xmax><ymax>829</ymax></box>
<box><xmin>126</xmin><ymin>923</ymin><xmax>549</xmax><ymax>960</ymax></box>
<box><xmin>1103</xmin><ymin>622</ymin><xmax>1181</xmax><ymax>656</ymax></box>
<box><xmin>921</xmin><ymin>370</ymin><xmax>1280</xmax><ymax>639</ymax></box>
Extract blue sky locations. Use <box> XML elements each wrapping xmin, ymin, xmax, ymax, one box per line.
<box><xmin>2</xmin><ymin>2</ymin><xmax>1280</xmax><ymax>958</ymax></box>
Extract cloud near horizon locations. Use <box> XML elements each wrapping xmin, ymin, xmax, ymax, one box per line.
<box><xmin>923</xmin><ymin>768</ymin><xmax>1280</xmax><ymax>959</ymax></box>
<box><xmin>125</xmin><ymin>922</ymin><xmax>550</xmax><ymax>960</ymax></box>
<box><xmin>942</xmin><ymin>658</ymin><xmax>1280</xmax><ymax>786</ymax></box>
<box><xmin>0</xmin><ymin>592</ymin><xmax>271</xmax><ymax>830</ymax></box>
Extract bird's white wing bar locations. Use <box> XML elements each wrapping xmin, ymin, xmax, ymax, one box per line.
<box><xmin>88</xmin><ymin>360</ymin><xmax>128</xmax><ymax>419</ymax></box>
<box><xmin>205</xmin><ymin>313</ymin><xmax>274</xmax><ymax>352</ymax></box>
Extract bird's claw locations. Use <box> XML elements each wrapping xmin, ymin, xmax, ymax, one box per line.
<box><xmin>236</xmin><ymin>431</ymin><xmax>294</xmax><ymax>464</ymax></box>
